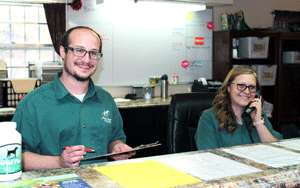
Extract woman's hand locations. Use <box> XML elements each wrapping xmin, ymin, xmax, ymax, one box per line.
<box><xmin>250</xmin><ymin>96</ymin><xmax>262</xmax><ymax>122</ymax></box>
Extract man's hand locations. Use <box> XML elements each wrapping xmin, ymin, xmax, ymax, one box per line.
<box><xmin>59</xmin><ymin>145</ymin><xmax>86</xmax><ymax>168</ymax></box>
<box><xmin>108</xmin><ymin>140</ymin><xmax>136</xmax><ymax>160</ymax></box>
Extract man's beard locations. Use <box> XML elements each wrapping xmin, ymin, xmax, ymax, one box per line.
<box><xmin>65</xmin><ymin>62</ymin><xmax>95</xmax><ymax>82</ymax></box>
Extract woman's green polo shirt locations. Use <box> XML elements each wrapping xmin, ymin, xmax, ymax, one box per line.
<box><xmin>194</xmin><ymin>108</ymin><xmax>282</xmax><ymax>151</ymax></box>
<box><xmin>12</xmin><ymin>72</ymin><xmax>126</xmax><ymax>165</ymax></box>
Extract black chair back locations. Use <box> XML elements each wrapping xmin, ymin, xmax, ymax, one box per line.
<box><xmin>167</xmin><ymin>92</ymin><xmax>215</xmax><ymax>153</ymax></box>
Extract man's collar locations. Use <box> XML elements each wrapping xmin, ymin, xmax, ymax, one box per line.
<box><xmin>53</xmin><ymin>72</ymin><xmax>96</xmax><ymax>100</ymax></box>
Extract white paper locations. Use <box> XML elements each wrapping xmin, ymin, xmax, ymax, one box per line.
<box><xmin>262</xmin><ymin>100</ymin><xmax>273</xmax><ymax>118</ymax></box>
<box><xmin>114</xmin><ymin>98</ymin><xmax>131</xmax><ymax>102</ymax></box>
<box><xmin>223</xmin><ymin>145</ymin><xmax>300</xmax><ymax>168</ymax></box>
<box><xmin>271</xmin><ymin>139</ymin><xmax>300</xmax><ymax>151</ymax></box>
<box><xmin>157</xmin><ymin>152</ymin><xmax>262</xmax><ymax>181</ymax></box>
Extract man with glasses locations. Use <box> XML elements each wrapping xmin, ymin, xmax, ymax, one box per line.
<box><xmin>12</xmin><ymin>26</ymin><xmax>135</xmax><ymax>171</ymax></box>
<box><xmin>194</xmin><ymin>65</ymin><xmax>282</xmax><ymax>151</ymax></box>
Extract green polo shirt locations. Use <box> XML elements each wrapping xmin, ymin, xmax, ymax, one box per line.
<box><xmin>194</xmin><ymin>108</ymin><xmax>282</xmax><ymax>150</ymax></box>
<box><xmin>12</xmin><ymin>72</ymin><xmax>126</xmax><ymax>165</ymax></box>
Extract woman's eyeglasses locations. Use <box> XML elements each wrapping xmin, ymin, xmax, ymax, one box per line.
<box><xmin>231</xmin><ymin>83</ymin><xmax>257</xmax><ymax>93</ymax></box>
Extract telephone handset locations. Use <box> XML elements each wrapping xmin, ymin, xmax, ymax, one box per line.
<box><xmin>244</xmin><ymin>90</ymin><xmax>261</xmax><ymax>114</ymax></box>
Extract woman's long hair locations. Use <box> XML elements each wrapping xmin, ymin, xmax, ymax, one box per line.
<box><xmin>213</xmin><ymin>65</ymin><xmax>262</xmax><ymax>133</ymax></box>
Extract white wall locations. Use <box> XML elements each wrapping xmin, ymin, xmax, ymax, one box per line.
<box><xmin>68</xmin><ymin>2</ymin><xmax>213</xmax><ymax>86</ymax></box>
<box><xmin>76</xmin><ymin>0</ymin><xmax>300</xmax><ymax>98</ymax></box>
<box><xmin>213</xmin><ymin>0</ymin><xmax>300</xmax><ymax>31</ymax></box>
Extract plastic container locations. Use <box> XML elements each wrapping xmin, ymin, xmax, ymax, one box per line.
<box><xmin>161</xmin><ymin>74</ymin><xmax>168</xmax><ymax>99</ymax></box>
<box><xmin>143</xmin><ymin>85</ymin><xmax>154</xmax><ymax>100</ymax></box>
<box><xmin>172</xmin><ymin>76</ymin><xmax>179</xmax><ymax>84</ymax></box>
<box><xmin>2</xmin><ymin>79</ymin><xmax>41</xmax><ymax>107</ymax></box>
<box><xmin>0</xmin><ymin>122</ymin><xmax>22</xmax><ymax>181</ymax></box>
<box><xmin>238</xmin><ymin>37</ymin><xmax>269</xmax><ymax>59</ymax></box>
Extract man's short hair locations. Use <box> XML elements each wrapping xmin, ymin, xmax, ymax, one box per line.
<box><xmin>60</xmin><ymin>26</ymin><xmax>102</xmax><ymax>53</ymax></box>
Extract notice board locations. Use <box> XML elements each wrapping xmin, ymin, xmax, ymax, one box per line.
<box><xmin>67</xmin><ymin>1</ymin><xmax>213</xmax><ymax>86</ymax></box>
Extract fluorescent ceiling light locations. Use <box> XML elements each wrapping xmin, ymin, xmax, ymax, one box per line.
<box><xmin>0</xmin><ymin>0</ymin><xmax>66</xmax><ymax>4</ymax></box>
<box><xmin>98</xmin><ymin>0</ymin><xmax>206</xmax><ymax>12</ymax></box>
<box><xmin>135</xmin><ymin>1</ymin><xmax>206</xmax><ymax>12</ymax></box>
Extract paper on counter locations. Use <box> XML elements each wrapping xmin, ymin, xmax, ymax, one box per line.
<box><xmin>94</xmin><ymin>160</ymin><xmax>202</xmax><ymax>188</ymax></box>
<box><xmin>157</xmin><ymin>152</ymin><xmax>262</xmax><ymax>181</ymax></box>
<box><xmin>114</xmin><ymin>98</ymin><xmax>131</xmax><ymax>102</ymax></box>
<box><xmin>223</xmin><ymin>145</ymin><xmax>300</xmax><ymax>168</ymax></box>
<box><xmin>271</xmin><ymin>139</ymin><xmax>300</xmax><ymax>151</ymax></box>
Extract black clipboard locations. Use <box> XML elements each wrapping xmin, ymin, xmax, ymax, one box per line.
<box><xmin>81</xmin><ymin>141</ymin><xmax>161</xmax><ymax>161</ymax></box>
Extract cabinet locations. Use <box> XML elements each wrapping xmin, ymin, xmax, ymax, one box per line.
<box><xmin>119</xmin><ymin>106</ymin><xmax>169</xmax><ymax>158</ymax></box>
<box><xmin>213</xmin><ymin>30</ymin><xmax>300</xmax><ymax>132</ymax></box>
<box><xmin>275</xmin><ymin>32</ymin><xmax>300</xmax><ymax>132</ymax></box>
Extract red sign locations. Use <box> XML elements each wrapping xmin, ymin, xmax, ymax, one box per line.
<box><xmin>181</xmin><ymin>60</ymin><xmax>190</xmax><ymax>69</ymax></box>
<box><xmin>194</xmin><ymin>37</ymin><xmax>204</xmax><ymax>45</ymax></box>
<box><xmin>207</xmin><ymin>21</ymin><xmax>214</xmax><ymax>30</ymax></box>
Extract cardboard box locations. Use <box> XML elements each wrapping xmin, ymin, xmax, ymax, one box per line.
<box><xmin>251</xmin><ymin>65</ymin><xmax>277</xmax><ymax>86</ymax></box>
<box><xmin>238</xmin><ymin>37</ymin><xmax>270</xmax><ymax>59</ymax></box>
<box><xmin>283</xmin><ymin>51</ymin><xmax>300</xmax><ymax>64</ymax></box>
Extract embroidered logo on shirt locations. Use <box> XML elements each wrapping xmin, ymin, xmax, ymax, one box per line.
<box><xmin>102</xmin><ymin>110</ymin><xmax>112</xmax><ymax>123</ymax></box>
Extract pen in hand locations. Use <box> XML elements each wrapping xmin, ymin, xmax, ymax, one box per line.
<box><xmin>62</xmin><ymin>146</ymin><xmax>95</xmax><ymax>153</ymax></box>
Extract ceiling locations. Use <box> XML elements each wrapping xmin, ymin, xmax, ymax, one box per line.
<box><xmin>0</xmin><ymin>0</ymin><xmax>232</xmax><ymax>6</ymax></box>
<box><xmin>0</xmin><ymin>0</ymin><xmax>66</xmax><ymax>4</ymax></box>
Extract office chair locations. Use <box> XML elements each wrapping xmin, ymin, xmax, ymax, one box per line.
<box><xmin>167</xmin><ymin>92</ymin><xmax>215</xmax><ymax>154</ymax></box>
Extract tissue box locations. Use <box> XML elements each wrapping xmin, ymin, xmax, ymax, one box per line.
<box><xmin>283</xmin><ymin>51</ymin><xmax>300</xmax><ymax>64</ymax></box>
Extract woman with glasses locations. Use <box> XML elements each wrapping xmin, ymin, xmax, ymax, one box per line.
<box><xmin>194</xmin><ymin>65</ymin><xmax>282</xmax><ymax>150</ymax></box>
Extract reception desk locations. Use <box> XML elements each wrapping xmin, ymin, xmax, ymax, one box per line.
<box><xmin>117</xmin><ymin>97</ymin><xmax>171</xmax><ymax>158</ymax></box>
<box><xmin>2</xmin><ymin>138</ymin><xmax>300</xmax><ymax>187</ymax></box>
<box><xmin>0</xmin><ymin>98</ymin><xmax>172</xmax><ymax>158</ymax></box>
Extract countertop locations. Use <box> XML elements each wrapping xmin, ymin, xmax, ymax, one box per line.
<box><xmin>115</xmin><ymin>97</ymin><xmax>171</xmax><ymax>109</ymax></box>
<box><xmin>0</xmin><ymin>107</ymin><xmax>15</xmax><ymax>117</ymax></box>
<box><xmin>3</xmin><ymin>138</ymin><xmax>300</xmax><ymax>187</ymax></box>
<box><xmin>0</xmin><ymin>97</ymin><xmax>172</xmax><ymax>117</ymax></box>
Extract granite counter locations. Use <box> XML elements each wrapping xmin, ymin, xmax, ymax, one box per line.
<box><xmin>0</xmin><ymin>97</ymin><xmax>171</xmax><ymax>118</ymax></box>
<box><xmin>115</xmin><ymin>97</ymin><xmax>171</xmax><ymax>109</ymax></box>
<box><xmin>3</xmin><ymin>138</ymin><xmax>300</xmax><ymax>187</ymax></box>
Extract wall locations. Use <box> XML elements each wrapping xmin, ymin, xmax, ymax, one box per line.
<box><xmin>67</xmin><ymin>1</ymin><xmax>213</xmax><ymax>86</ymax></box>
<box><xmin>213</xmin><ymin>0</ymin><xmax>300</xmax><ymax>31</ymax></box>
<box><xmin>68</xmin><ymin>0</ymin><xmax>299</xmax><ymax>98</ymax></box>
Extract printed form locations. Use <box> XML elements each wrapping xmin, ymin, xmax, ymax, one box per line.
<box><xmin>157</xmin><ymin>152</ymin><xmax>262</xmax><ymax>181</ymax></box>
<box><xmin>271</xmin><ymin>139</ymin><xmax>300</xmax><ymax>151</ymax></box>
<box><xmin>223</xmin><ymin>145</ymin><xmax>300</xmax><ymax>168</ymax></box>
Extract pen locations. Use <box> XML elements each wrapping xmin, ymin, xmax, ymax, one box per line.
<box><xmin>62</xmin><ymin>146</ymin><xmax>95</xmax><ymax>153</ymax></box>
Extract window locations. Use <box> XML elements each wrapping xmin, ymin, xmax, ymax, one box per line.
<box><xmin>0</xmin><ymin>3</ymin><xmax>60</xmax><ymax>78</ymax></box>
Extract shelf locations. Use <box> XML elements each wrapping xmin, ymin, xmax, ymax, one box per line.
<box><xmin>213</xmin><ymin>30</ymin><xmax>300</xmax><ymax>133</ymax></box>
<box><xmin>232</xmin><ymin>58</ymin><xmax>275</xmax><ymax>65</ymax></box>
<box><xmin>214</xmin><ymin>30</ymin><xmax>279</xmax><ymax>37</ymax></box>
<box><xmin>280</xmin><ymin>32</ymin><xmax>300</xmax><ymax>40</ymax></box>
<box><xmin>281</xmin><ymin>64</ymin><xmax>300</xmax><ymax>68</ymax></box>
<box><xmin>278</xmin><ymin>117</ymin><xmax>300</xmax><ymax>124</ymax></box>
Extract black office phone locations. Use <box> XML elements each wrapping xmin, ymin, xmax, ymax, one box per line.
<box><xmin>244</xmin><ymin>90</ymin><xmax>261</xmax><ymax>114</ymax></box>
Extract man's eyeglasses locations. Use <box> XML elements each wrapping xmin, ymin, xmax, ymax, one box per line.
<box><xmin>66</xmin><ymin>47</ymin><xmax>103</xmax><ymax>60</ymax></box>
<box><xmin>231</xmin><ymin>83</ymin><xmax>257</xmax><ymax>93</ymax></box>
